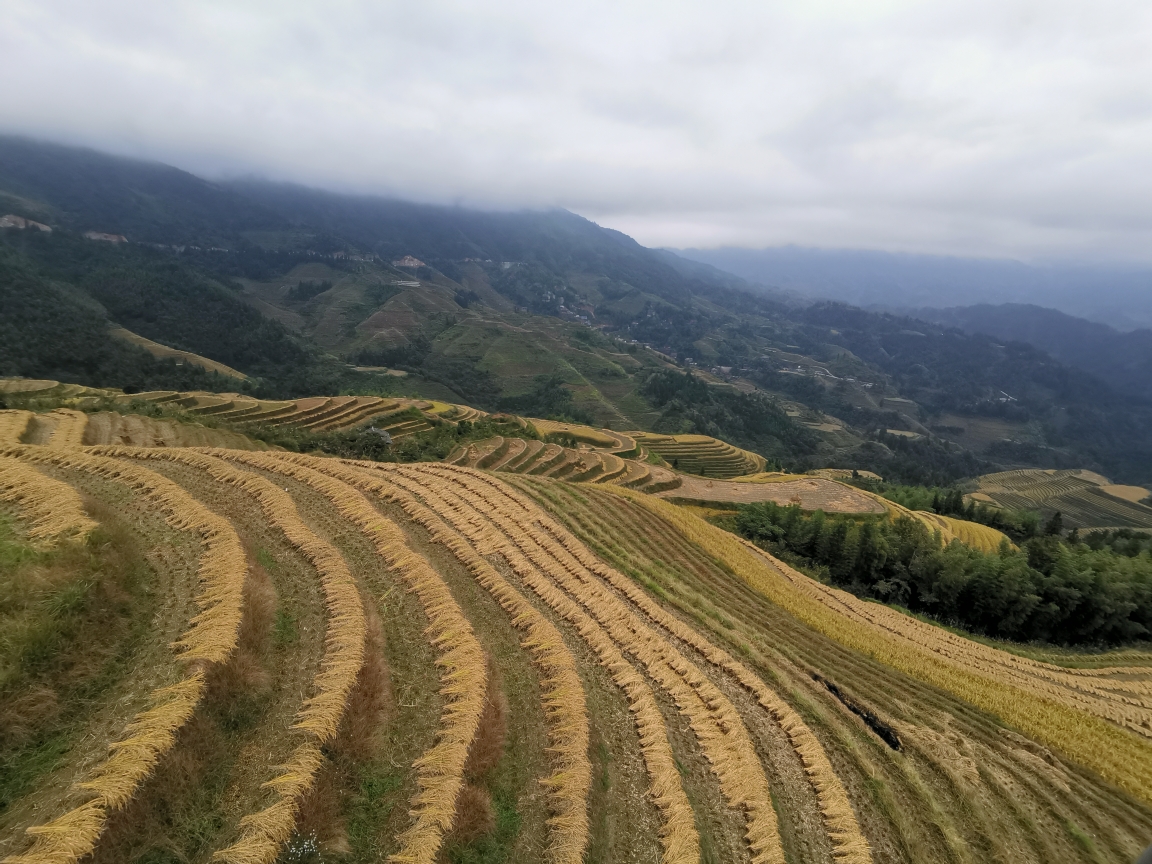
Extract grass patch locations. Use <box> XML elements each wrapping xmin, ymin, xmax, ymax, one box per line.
<box><xmin>0</xmin><ymin>506</ymin><xmax>155</xmax><ymax>814</ymax></box>
<box><xmin>256</xmin><ymin>547</ymin><xmax>279</xmax><ymax>572</ymax></box>
<box><xmin>344</xmin><ymin>766</ymin><xmax>404</xmax><ymax>857</ymax></box>
<box><xmin>446</xmin><ymin>788</ymin><xmax>521</xmax><ymax>864</ymax></box>
<box><xmin>1063</xmin><ymin>819</ymin><xmax>1106</xmax><ymax>863</ymax></box>
<box><xmin>273</xmin><ymin>606</ymin><xmax>298</xmax><ymax>648</ymax></box>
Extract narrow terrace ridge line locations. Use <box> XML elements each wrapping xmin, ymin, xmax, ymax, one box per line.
<box><xmin>382</xmin><ymin>465</ymin><xmax>785</xmax><ymax>864</ymax></box>
<box><xmin>425</xmin><ymin>467</ymin><xmax>872</xmax><ymax>864</ymax></box>
<box><xmin>614</xmin><ymin>486</ymin><xmax>1152</xmax><ymax>805</ymax></box>
<box><xmin>228</xmin><ymin>452</ymin><xmax>596</xmax><ymax>864</ymax></box>
<box><xmin>0</xmin><ymin>455</ymin><xmax>98</xmax><ymax>542</ymax></box>
<box><xmin>2</xmin><ymin>446</ymin><xmax>245</xmax><ymax>864</ymax></box>
<box><xmin>45</xmin><ymin>410</ymin><xmax>88</xmax><ymax>449</ymax></box>
<box><xmin>0</xmin><ymin>410</ymin><xmax>34</xmax><ymax>445</ymax></box>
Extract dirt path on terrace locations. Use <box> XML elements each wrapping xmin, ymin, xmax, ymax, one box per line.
<box><xmin>658</xmin><ymin>476</ymin><xmax>885</xmax><ymax>513</ymax></box>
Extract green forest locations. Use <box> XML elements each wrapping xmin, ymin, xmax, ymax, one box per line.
<box><xmin>730</xmin><ymin>500</ymin><xmax>1152</xmax><ymax>647</ymax></box>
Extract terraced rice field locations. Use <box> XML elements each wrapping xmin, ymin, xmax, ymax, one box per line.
<box><xmin>446</xmin><ymin>435</ymin><xmax>681</xmax><ymax>493</ymax></box>
<box><xmin>662</xmin><ymin>475</ymin><xmax>885</xmax><ymax>513</ymax></box>
<box><xmin>528</xmin><ymin>420</ymin><xmax>639</xmax><ymax>456</ymax></box>
<box><xmin>1</xmin><ymin>410</ymin><xmax>1151</xmax><ymax>863</ymax></box>
<box><xmin>0</xmin><ymin>379</ymin><xmax>441</xmax><ymax>438</ymax></box>
<box><xmin>973</xmin><ymin>468</ymin><xmax>1152</xmax><ymax>529</ymax></box>
<box><xmin>2</xmin><ymin>408</ymin><xmax>272</xmax><ymax>450</ymax></box>
<box><xmin>629</xmin><ymin>432</ymin><xmax>766</xmax><ymax>478</ymax></box>
<box><xmin>144</xmin><ymin>393</ymin><xmax>434</xmax><ymax>435</ymax></box>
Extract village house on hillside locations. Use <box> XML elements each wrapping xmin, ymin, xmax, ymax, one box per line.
<box><xmin>0</xmin><ymin>214</ymin><xmax>52</xmax><ymax>232</ymax></box>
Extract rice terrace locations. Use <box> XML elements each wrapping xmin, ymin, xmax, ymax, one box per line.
<box><xmin>1</xmin><ymin>380</ymin><xmax>1151</xmax><ymax>864</ymax></box>
<box><xmin>5</xmin><ymin>21</ymin><xmax>1152</xmax><ymax>862</ymax></box>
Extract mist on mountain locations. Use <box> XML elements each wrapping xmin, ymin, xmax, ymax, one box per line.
<box><xmin>675</xmin><ymin>245</ymin><xmax>1152</xmax><ymax>332</ymax></box>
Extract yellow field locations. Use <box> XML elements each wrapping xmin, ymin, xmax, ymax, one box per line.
<box><xmin>446</xmin><ymin>435</ymin><xmax>680</xmax><ymax>493</ymax></box>
<box><xmin>850</xmin><ymin>486</ymin><xmax>1014</xmax><ymax>551</ymax></box>
<box><xmin>628</xmin><ymin>431</ymin><xmax>766</xmax><ymax>478</ymax></box>
<box><xmin>0</xmin><ymin>386</ymin><xmax>1150</xmax><ymax>863</ymax></box>
<box><xmin>527</xmin><ymin>419</ymin><xmax>627</xmax><ymax>450</ymax></box>
<box><xmin>973</xmin><ymin>467</ymin><xmax>1152</xmax><ymax>529</ymax></box>
<box><xmin>609</xmin><ymin>488</ymin><xmax>1152</xmax><ymax>798</ymax></box>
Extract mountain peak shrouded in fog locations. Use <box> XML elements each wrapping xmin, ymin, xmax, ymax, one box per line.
<box><xmin>3</xmin><ymin>1</ymin><xmax>1152</xmax><ymax>263</ymax></box>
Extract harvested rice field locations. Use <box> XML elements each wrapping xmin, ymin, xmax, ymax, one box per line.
<box><xmin>972</xmin><ymin>468</ymin><xmax>1152</xmax><ymax>530</ymax></box>
<box><xmin>662</xmin><ymin>474</ymin><xmax>886</xmax><ymax>513</ymax></box>
<box><xmin>0</xmin><ymin>409</ymin><xmax>1150</xmax><ymax>864</ymax></box>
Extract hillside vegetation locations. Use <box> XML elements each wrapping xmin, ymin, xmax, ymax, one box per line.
<box><xmin>921</xmin><ymin>303</ymin><xmax>1152</xmax><ymax>403</ymax></box>
<box><xmin>6</xmin><ymin>137</ymin><xmax>1152</xmax><ymax>486</ymax></box>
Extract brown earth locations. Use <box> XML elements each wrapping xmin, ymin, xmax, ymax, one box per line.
<box><xmin>659</xmin><ymin>475</ymin><xmax>885</xmax><ymax>513</ymax></box>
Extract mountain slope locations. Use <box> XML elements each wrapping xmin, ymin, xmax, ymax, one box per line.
<box><xmin>676</xmin><ymin>244</ymin><xmax>1152</xmax><ymax>332</ymax></box>
<box><xmin>0</xmin><ymin>136</ymin><xmax>285</xmax><ymax>245</ymax></box>
<box><xmin>6</xmin><ymin>136</ymin><xmax>1152</xmax><ymax>482</ymax></box>
<box><xmin>917</xmin><ymin>303</ymin><xmax>1152</xmax><ymax>403</ymax></box>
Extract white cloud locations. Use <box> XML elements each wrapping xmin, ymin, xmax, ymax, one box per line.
<box><xmin>2</xmin><ymin>0</ymin><xmax>1151</xmax><ymax>261</ymax></box>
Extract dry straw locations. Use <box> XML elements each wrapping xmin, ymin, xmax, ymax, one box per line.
<box><xmin>0</xmin><ymin>455</ymin><xmax>97</xmax><ymax>542</ymax></box>
<box><xmin>438</xmin><ymin>467</ymin><xmax>875</xmax><ymax>863</ymax></box>
<box><xmin>382</xmin><ymin>465</ymin><xmax>784</xmax><ymax>864</ymax></box>
<box><xmin>270</xmin><ymin>454</ymin><xmax>604</xmax><ymax>864</ymax></box>
<box><xmin>405</xmin><ymin>487</ymin><xmax>696</xmax><ymax>864</ymax></box>
<box><xmin>94</xmin><ymin>447</ymin><xmax>366</xmax><ymax>864</ymax></box>
<box><xmin>0</xmin><ymin>410</ymin><xmax>33</xmax><ymax>445</ymax></box>
<box><xmin>433</xmin><ymin>466</ymin><xmax>873</xmax><ymax>864</ymax></box>
<box><xmin>771</xmin><ymin>550</ymin><xmax>1152</xmax><ymax>737</ymax></box>
<box><xmin>208</xmin><ymin>450</ymin><xmax>482</xmax><ymax>864</ymax></box>
<box><xmin>604</xmin><ymin>485</ymin><xmax>1152</xmax><ymax>806</ymax></box>
<box><xmin>2</xmin><ymin>446</ymin><xmax>245</xmax><ymax>864</ymax></box>
<box><xmin>46</xmin><ymin>409</ymin><xmax>88</xmax><ymax>449</ymax></box>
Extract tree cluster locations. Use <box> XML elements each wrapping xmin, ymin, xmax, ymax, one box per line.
<box><xmin>732</xmin><ymin>501</ymin><xmax>1152</xmax><ymax>646</ymax></box>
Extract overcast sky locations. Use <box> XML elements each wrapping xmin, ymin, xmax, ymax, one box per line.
<box><xmin>3</xmin><ymin>1</ymin><xmax>1152</xmax><ymax>262</ymax></box>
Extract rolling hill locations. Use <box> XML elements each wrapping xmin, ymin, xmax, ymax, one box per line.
<box><xmin>5</xmin><ymin>135</ymin><xmax>1152</xmax><ymax>489</ymax></box>
<box><xmin>675</xmin><ymin>244</ymin><xmax>1152</xmax><ymax>332</ymax></box>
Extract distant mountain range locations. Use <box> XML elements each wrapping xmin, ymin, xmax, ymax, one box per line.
<box><xmin>5</xmin><ymin>135</ymin><xmax>1152</xmax><ymax>483</ymax></box>
<box><xmin>675</xmin><ymin>245</ymin><xmax>1152</xmax><ymax>332</ymax></box>
<box><xmin>913</xmin><ymin>304</ymin><xmax>1152</xmax><ymax>404</ymax></box>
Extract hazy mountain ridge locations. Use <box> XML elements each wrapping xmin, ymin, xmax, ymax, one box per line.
<box><xmin>676</xmin><ymin>244</ymin><xmax>1152</xmax><ymax>332</ymax></box>
<box><xmin>915</xmin><ymin>303</ymin><xmax>1152</xmax><ymax>404</ymax></box>
<box><xmin>6</xmin><ymin>136</ymin><xmax>1152</xmax><ymax>483</ymax></box>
